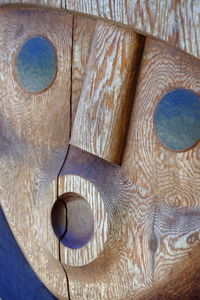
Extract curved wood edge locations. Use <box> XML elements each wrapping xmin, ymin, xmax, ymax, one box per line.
<box><xmin>3</xmin><ymin>2</ymin><xmax>200</xmax><ymax>61</ymax></box>
<box><xmin>64</xmin><ymin>0</ymin><xmax>200</xmax><ymax>61</ymax></box>
<box><xmin>0</xmin><ymin>206</ymin><xmax>57</xmax><ymax>300</ymax></box>
<box><xmin>0</xmin><ymin>5</ymin><xmax>72</xmax><ymax>299</ymax></box>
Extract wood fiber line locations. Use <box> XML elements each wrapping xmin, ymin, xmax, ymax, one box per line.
<box><xmin>64</xmin><ymin>0</ymin><xmax>200</xmax><ymax>61</ymax></box>
<box><xmin>71</xmin><ymin>21</ymin><xmax>144</xmax><ymax>165</ymax></box>
<box><xmin>0</xmin><ymin>6</ymin><xmax>72</xmax><ymax>299</ymax></box>
<box><xmin>123</xmin><ymin>38</ymin><xmax>200</xmax><ymax>298</ymax></box>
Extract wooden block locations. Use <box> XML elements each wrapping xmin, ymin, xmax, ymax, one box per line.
<box><xmin>0</xmin><ymin>6</ymin><xmax>72</xmax><ymax>299</ymax></box>
<box><xmin>71</xmin><ymin>15</ymin><xmax>96</xmax><ymax>123</ymax></box>
<box><xmin>71</xmin><ymin>21</ymin><xmax>144</xmax><ymax>165</ymax></box>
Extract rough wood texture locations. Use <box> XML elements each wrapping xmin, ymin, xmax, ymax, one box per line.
<box><xmin>58</xmin><ymin>39</ymin><xmax>200</xmax><ymax>300</ymax></box>
<box><xmin>1</xmin><ymin>3</ymin><xmax>200</xmax><ymax>300</ymax></box>
<box><xmin>0</xmin><ymin>6</ymin><xmax>72</xmax><ymax>299</ymax></box>
<box><xmin>71</xmin><ymin>21</ymin><xmax>144</xmax><ymax>165</ymax></box>
<box><xmin>71</xmin><ymin>15</ymin><xmax>96</xmax><ymax>123</ymax></box>
<box><xmin>64</xmin><ymin>0</ymin><xmax>200</xmax><ymax>61</ymax></box>
<box><xmin>59</xmin><ymin>146</ymin><xmax>155</xmax><ymax>300</ymax></box>
<box><xmin>123</xmin><ymin>38</ymin><xmax>200</xmax><ymax>298</ymax></box>
<box><xmin>59</xmin><ymin>174</ymin><xmax>109</xmax><ymax>267</ymax></box>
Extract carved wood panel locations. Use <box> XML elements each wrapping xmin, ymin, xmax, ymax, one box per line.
<box><xmin>0</xmin><ymin>4</ymin><xmax>200</xmax><ymax>300</ymax></box>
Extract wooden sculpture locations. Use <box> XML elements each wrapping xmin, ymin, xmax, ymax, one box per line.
<box><xmin>0</xmin><ymin>2</ymin><xmax>200</xmax><ymax>300</ymax></box>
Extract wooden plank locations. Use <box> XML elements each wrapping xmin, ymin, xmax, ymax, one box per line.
<box><xmin>71</xmin><ymin>21</ymin><xmax>144</xmax><ymax>165</ymax></box>
<box><xmin>0</xmin><ymin>6</ymin><xmax>72</xmax><ymax>299</ymax></box>
<box><xmin>0</xmin><ymin>207</ymin><xmax>57</xmax><ymax>300</ymax></box>
<box><xmin>71</xmin><ymin>15</ymin><xmax>96</xmax><ymax>123</ymax></box>
<box><xmin>123</xmin><ymin>38</ymin><xmax>200</xmax><ymax>298</ymax></box>
<box><xmin>64</xmin><ymin>0</ymin><xmax>200</xmax><ymax>61</ymax></box>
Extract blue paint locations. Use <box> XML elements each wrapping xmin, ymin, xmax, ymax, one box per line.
<box><xmin>61</xmin><ymin>229</ymin><xmax>94</xmax><ymax>250</ymax></box>
<box><xmin>154</xmin><ymin>89</ymin><xmax>200</xmax><ymax>151</ymax></box>
<box><xmin>16</xmin><ymin>36</ymin><xmax>57</xmax><ymax>93</ymax></box>
<box><xmin>0</xmin><ymin>208</ymin><xmax>57</xmax><ymax>300</ymax></box>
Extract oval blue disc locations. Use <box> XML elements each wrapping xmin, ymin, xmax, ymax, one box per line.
<box><xmin>154</xmin><ymin>89</ymin><xmax>200</xmax><ymax>151</ymax></box>
<box><xmin>16</xmin><ymin>36</ymin><xmax>57</xmax><ymax>93</ymax></box>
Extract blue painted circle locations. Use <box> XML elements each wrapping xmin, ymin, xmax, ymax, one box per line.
<box><xmin>154</xmin><ymin>89</ymin><xmax>200</xmax><ymax>151</ymax></box>
<box><xmin>16</xmin><ymin>36</ymin><xmax>57</xmax><ymax>93</ymax></box>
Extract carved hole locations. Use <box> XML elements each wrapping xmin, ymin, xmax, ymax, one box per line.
<box><xmin>51</xmin><ymin>192</ymin><xmax>94</xmax><ymax>249</ymax></box>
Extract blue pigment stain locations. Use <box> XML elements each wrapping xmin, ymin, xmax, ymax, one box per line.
<box><xmin>16</xmin><ymin>36</ymin><xmax>57</xmax><ymax>93</ymax></box>
<box><xmin>59</xmin><ymin>198</ymin><xmax>94</xmax><ymax>250</ymax></box>
<box><xmin>0</xmin><ymin>208</ymin><xmax>57</xmax><ymax>300</ymax></box>
<box><xmin>61</xmin><ymin>228</ymin><xmax>94</xmax><ymax>249</ymax></box>
<box><xmin>154</xmin><ymin>89</ymin><xmax>200</xmax><ymax>151</ymax></box>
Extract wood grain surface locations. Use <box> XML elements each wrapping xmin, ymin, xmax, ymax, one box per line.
<box><xmin>59</xmin><ymin>146</ymin><xmax>156</xmax><ymax>300</ymax></box>
<box><xmin>58</xmin><ymin>39</ymin><xmax>200</xmax><ymax>300</ymax></box>
<box><xmin>71</xmin><ymin>15</ymin><xmax>96</xmax><ymax>123</ymax></box>
<box><xmin>71</xmin><ymin>21</ymin><xmax>144</xmax><ymax>164</ymax></box>
<box><xmin>64</xmin><ymin>0</ymin><xmax>200</xmax><ymax>61</ymax></box>
<box><xmin>123</xmin><ymin>38</ymin><xmax>200</xmax><ymax>298</ymax></box>
<box><xmin>1</xmin><ymin>3</ymin><xmax>200</xmax><ymax>300</ymax></box>
<box><xmin>59</xmin><ymin>174</ymin><xmax>109</xmax><ymax>267</ymax></box>
<box><xmin>0</xmin><ymin>6</ymin><xmax>72</xmax><ymax>299</ymax></box>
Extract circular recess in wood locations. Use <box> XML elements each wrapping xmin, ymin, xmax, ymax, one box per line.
<box><xmin>58</xmin><ymin>175</ymin><xmax>109</xmax><ymax>266</ymax></box>
<box><xmin>52</xmin><ymin>193</ymin><xmax>94</xmax><ymax>249</ymax></box>
<box><xmin>51</xmin><ymin>200</ymin><xmax>67</xmax><ymax>240</ymax></box>
<box><xmin>16</xmin><ymin>36</ymin><xmax>57</xmax><ymax>93</ymax></box>
<box><xmin>154</xmin><ymin>89</ymin><xmax>200</xmax><ymax>151</ymax></box>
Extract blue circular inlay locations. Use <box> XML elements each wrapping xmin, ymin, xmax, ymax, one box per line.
<box><xmin>16</xmin><ymin>36</ymin><xmax>57</xmax><ymax>93</ymax></box>
<box><xmin>154</xmin><ymin>89</ymin><xmax>200</xmax><ymax>151</ymax></box>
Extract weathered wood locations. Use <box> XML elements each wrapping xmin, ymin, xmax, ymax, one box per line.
<box><xmin>123</xmin><ymin>38</ymin><xmax>200</xmax><ymax>298</ymax></box>
<box><xmin>58</xmin><ymin>173</ymin><xmax>109</xmax><ymax>267</ymax></box>
<box><xmin>1</xmin><ymin>3</ymin><xmax>200</xmax><ymax>300</ymax></box>
<box><xmin>71</xmin><ymin>21</ymin><xmax>143</xmax><ymax>164</ymax></box>
<box><xmin>0</xmin><ymin>6</ymin><xmax>72</xmax><ymax>299</ymax></box>
<box><xmin>71</xmin><ymin>15</ymin><xmax>96</xmax><ymax>123</ymax></box>
<box><xmin>64</xmin><ymin>0</ymin><xmax>200</xmax><ymax>61</ymax></box>
<box><xmin>59</xmin><ymin>146</ymin><xmax>155</xmax><ymax>300</ymax></box>
<box><xmin>58</xmin><ymin>38</ymin><xmax>200</xmax><ymax>300</ymax></box>
<box><xmin>58</xmin><ymin>14</ymin><xmax>109</xmax><ymax>268</ymax></box>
